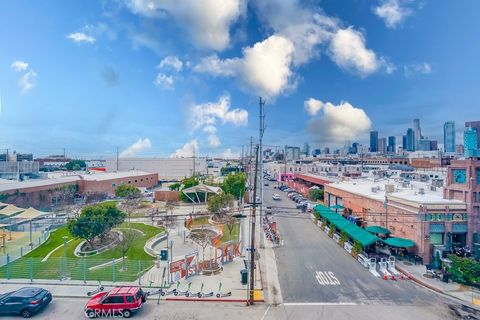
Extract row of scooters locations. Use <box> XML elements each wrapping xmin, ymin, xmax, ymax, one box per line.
<box><xmin>146</xmin><ymin>282</ymin><xmax>232</xmax><ymax>299</ymax></box>
<box><xmin>263</xmin><ymin>216</ymin><xmax>279</xmax><ymax>244</ymax></box>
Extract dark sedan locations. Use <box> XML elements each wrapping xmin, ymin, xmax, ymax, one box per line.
<box><xmin>0</xmin><ymin>287</ymin><xmax>52</xmax><ymax>318</ymax></box>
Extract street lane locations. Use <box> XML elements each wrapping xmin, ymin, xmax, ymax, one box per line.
<box><xmin>264</xmin><ymin>183</ymin><xmax>445</xmax><ymax>304</ymax></box>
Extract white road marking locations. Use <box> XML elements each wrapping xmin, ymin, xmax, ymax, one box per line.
<box><xmin>260</xmin><ymin>305</ymin><xmax>271</xmax><ymax>320</ymax></box>
<box><xmin>282</xmin><ymin>302</ymin><xmax>358</xmax><ymax>306</ymax></box>
<box><xmin>315</xmin><ymin>271</ymin><xmax>341</xmax><ymax>286</ymax></box>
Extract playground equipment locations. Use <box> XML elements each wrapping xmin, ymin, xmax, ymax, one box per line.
<box><xmin>87</xmin><ymin>281</ymin><xmax>104</xmax><ymax>296</ymax></box>
<box><xmin>215</xmin><ymin>282</ymin><xmax>232</xmax><ymax>298</ymax></box>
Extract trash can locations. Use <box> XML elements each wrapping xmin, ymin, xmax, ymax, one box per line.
<box><xmin>240</xmin><ymin>269</ymin><xmax>248</xmax><ymax>285</ymax></box>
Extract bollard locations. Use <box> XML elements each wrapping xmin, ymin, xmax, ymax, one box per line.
<box><xmin>83</xmin><ymin>258</ymin><xmax>87</xmax><ymax>284</ymax></box>
<box><xmin>138</xmin><ymin>260</ymin><xmax>142</xmax><ymax>285</ymax></box>
<box><xmin>391</xmin><ymin>275</ymin><xmax>396</xmax><ymax>281</ymax></box>
<box><xmin>6</xmin><ymin>254</ymin><xmax>10</xmax><ymax>279</ymax></box>
<box><xmin>20</xmin><ymin>247</ymin><xmax>23</xmax><ymax>257</ymax></box>
<box><xmin>383</xmin><ymin>273</ymin><xmax>387</xmax><ymax>280</ymax></box>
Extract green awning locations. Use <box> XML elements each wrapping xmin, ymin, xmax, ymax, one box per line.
<box><xmin>365</xmin><ymin>226</ymin><xmax>391</xmax><ymax>235</ymax></box>
<box><xmin>314</xmin><ymin>204</ymin><xmax>379</xmax><ymax>247</ymax></box>
<box><xmin>330</xmin><ymin>204</ymin><xmax>344</xmax><ymax>210</ymax></box>
<box><xmin>383</xmin><ymin>237</ymin><xmax>415</xmax><ymax>248</ymax></box>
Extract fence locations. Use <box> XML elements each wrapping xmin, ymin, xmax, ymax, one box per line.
<box><xmin>0</xmin><ymin>256</ymin><xmax>154</xmax><ymax>284</ymax></box>
<box><xmin>0</xmin><ymin>229</ymin><xmax>51</xmax><ymax>267</ymax></box>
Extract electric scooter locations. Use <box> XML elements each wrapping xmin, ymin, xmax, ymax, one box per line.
<box><xmin>87</xmin><ymin>281</ymin><xmax>104</xmax><ymax>296</ymax></box>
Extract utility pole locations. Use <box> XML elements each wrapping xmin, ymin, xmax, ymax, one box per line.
<box><xmin>249</xmin><ymin>136</ymin><xmax>253</xmax><ymax>201</ymax></box>
<box><xmin>248</xmin><ymin>144</ymin><xmax>259</xmax><ymax>305</ymax></box>
<box><xmin>284</xmin><ymin>145</ymin><xmax>287</xmax><ymax>184</ymax></box>
<box><xmin>259</xmin><ymin>97</ymin><xmax>265</xmax><ymax>229</ymax></box>
<box><xmin>116</xmin><ymin>147</ymin><xmax>119</xmax><ymax>171</ymax></box>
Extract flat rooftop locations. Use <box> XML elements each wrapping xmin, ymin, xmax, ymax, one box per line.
<box><xmin>0</xmin><ymin>170</ymin><xmax>154</xmax><ymax>193</ymax></box>
<box><xmin>327</xmin><ymin>177</ymin><xmax>465</xmax><ymax>207</ymax></box>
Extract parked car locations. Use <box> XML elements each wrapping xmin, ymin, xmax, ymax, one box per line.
<box><xmin>264</xmin><ymin>182</ymin><xmax>269</xmax><ymax>186</ymax></box>
<box><xmin>272</xmin><ymin>193</ymin><xmax>281</xmax><ymax>200</ymax></box>
<box><xmin>0</xmin><ymin>287</ymin><xmax>52</xmax><ymax>318</ymax></box>
<box><xmin>84</xmin><ymin>286</ymin><xmax>146</xmax><ymax>318</ymax></box>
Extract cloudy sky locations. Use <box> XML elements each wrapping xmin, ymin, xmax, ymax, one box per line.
<box><xmin>0</xmin><ymin>0</ymin><xmax>479</xmax><ymax>158</ymax></box>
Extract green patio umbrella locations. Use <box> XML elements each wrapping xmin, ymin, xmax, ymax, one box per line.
<box><xmin>330</xmin><ymin>204</ymin><xmax>344</xmax><ymax>210</ymax></box>
<box><xmin>365</xmin><ymin>225</ymin><xmax>391</xmax><ymax>235</ymax></box>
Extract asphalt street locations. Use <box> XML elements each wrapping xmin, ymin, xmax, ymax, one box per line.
<box><xmin>264</xmin><ymin>183</ymin><xmax>450</xmax><ymax>305</ymax></box>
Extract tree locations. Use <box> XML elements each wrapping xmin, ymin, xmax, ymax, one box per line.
<box><xmin>179</xmin><ymin>176</ymin><xmax>199</xmax><ymax>202</ymax></box>
<box><xmin>309</xmin><ymin>188</ymin><xmax>324</xmax><ymax>201</ymax></box>
<box><xmin>65</xmin><ymin>160</ymin><xmax>87</xmax><ymax>171</ymax></box>
<box><xmin>67</xmin><ymin>202</ymin><xmax>126</xmax><ymax>248</ymax></box>
<box><xmin>169</xmin><ymin>183</ymin><xmax>181</xmax><ymax>191</ymax></box>
<box><xmin>208</xmin><ymin>193</ymin><xmax>235</xmax><ymax>219</ymax></box>
<box><xmin>118</xmin><ymin>229</ymin><xmax>136</xmax><ymax>270</ymax></box>
<box><xmin>222</xmin><ymin>173</ymin><xmax>246</xmax><ymax>199</ymax></box>
<box><xmin>225</xmin><ymin>216</ymin><xmax>238</xmax><ymax>241</ymax></box>
<box><xmin>115</xmin><ymin>185</ymin><xmax>141</xmax><ymax>199</ymax></box>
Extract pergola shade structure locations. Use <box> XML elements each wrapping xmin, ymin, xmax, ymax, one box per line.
<box><xmin>182</xmin><ymin>184</ymin><xmax>223</xmax><ymax>203</ymax></box>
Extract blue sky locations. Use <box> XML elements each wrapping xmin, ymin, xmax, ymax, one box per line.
<box><xmin>0</xmin><ymin>0</ymin><xmax>479</xmax><ymax>158</ymax></box>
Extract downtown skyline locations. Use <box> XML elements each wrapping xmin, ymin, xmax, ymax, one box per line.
<box><xmin>0</xmin><ymin>0</ymin><xmax>479</xmax><ymax>158</ymax></box>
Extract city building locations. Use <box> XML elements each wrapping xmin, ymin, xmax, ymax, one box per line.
<box><xmin>0</xmin><ymin>161</ymin><xmax>40</xmax><ymax>180</ymax></box>
<box><xmin>464</xmin><ymin>127</ymin><xmax>480</xmax><ymax>158</ymax></box>
<box><xmin>325</xmin><ymin>176</ymin><xmax>467</xmax><ymax>264</ymax></box>
<box><xmin>303</xmin><ymin>143</ymin><xmax>310</xmax><ymax>157</ymax></box>
<box><xmin>323</xmin><ymin>147</ymin><xmax>330</xmax><ymax>155</ymax></box>
<box><xmin>312</xmin><ymin>149</ymin><xmax>321</xmax><ymax>156</ymax></box>
<box><xmin>414</xmin><ymin>119</ymin><xmax>422</xmax><ymax>151</ymax></box>
<box><xmin>370</xmin><ymin>131</ymin><xmax>378</xmax><ymax>152</ymax></box>
<box><xmin>105</xmin><ymin>157</ymin><xmax>207</xmax><ymax>181</ymax></box>
<box><xmin>285</xmin><ymin>146</ymin><xmax>301</xmax><ymax>160</ymax></box>
<box><xmin>406</xmin><ymin>128</ymin><xmax>415</xmax><ymax>151</ymax></box>
<box><xmin>402</xmin><ymin>135</ymin><xmax>407</xmax><ymax>150</ymax></box>
<box><xmin>456</xmin><ymin>144</ymin><xmax>465</xmax><ymax>155</ymax></box>
<box><xmin>0</xmin><ymin>171</ymin><xmax>158</xmax><ymax>209</ymax></box>
<box><xmin>466</xmin><ymin>121</ymin><xmax>480</xmax><ymax>149</ymax></box>
<box><xmin>444</xmin><ymin>121</ymin><xmax>456</xmax><ymax>153</ymax></box>
<box><xmin>378</xmin><ymin>137</ymin><xmax>387</xmax><ymax>154</ymax></box>
<box><xmin>419</xmin><ymin>139</ymin><xmax>432</xmax><ymax>151</ymax></box>
<box><xmin>387</xmin><ymin>136</ymin><xmax>396</xmax><ymax>153</ymax></box>
<box><xmin>430</xmin><ymin>140</ymin><xmax>438</xmax><ymax>151</ymax></box>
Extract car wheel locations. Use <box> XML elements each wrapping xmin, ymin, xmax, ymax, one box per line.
<box><xmin>216</xmin><ymin>293</ymin><xmax>220</xmax><ymax>298</ymax></box>
<box><xmin>142</xmin><ymin>294</ymin><xmax>146</xmax><ymax>302</ymax></box>
<box><xmin>173</xmin><ymin>291</ymin><xmax>178</xmax><ymax>296</ymax></box>
<box><xmin>197</xmin><ymin>293</ymin><xmax>202</xmax><ymax>298</ymax></box>
<box><xmin>21</xmin><ymin>309</ymin><xmax>32</xmax><ymax>318</ymax></box>
<box><xmin>122</xmin><ymin>309</ymin><xmax>132</xmax><ymax>318</ymax></box>
<box><xmin>86</xmin><ymin>309</ymin><xmax>96</xmax><ymax>319</ymax></box>
<box><xmin>185</xmin><ymin>292</ymin><xmax>190</xmax><ymax>297</ymax></box>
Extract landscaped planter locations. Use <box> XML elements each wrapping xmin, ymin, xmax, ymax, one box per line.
<box><xmin>332</xmin><ymin>233</ymin><xmax>340</xmax><ymax>243</ymax></box>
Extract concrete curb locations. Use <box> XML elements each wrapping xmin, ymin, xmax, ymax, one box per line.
<box><xmin>165</xmin><ymin>297</ymin><xmax>264</xmax><ymax>303</ymax></box>
<box><xmin>395</xmin><ymin>265</ymin><xmax>480</xmax><ymax>311</ymax></box>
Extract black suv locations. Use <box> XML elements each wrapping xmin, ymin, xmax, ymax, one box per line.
<box><xmin>0</xmin><ymin>287</ymin><xmax>52</xmax><ymax>318</ymax></box>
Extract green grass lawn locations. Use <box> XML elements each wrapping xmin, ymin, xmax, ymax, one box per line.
<box><xmin>0</xmin><ymin>222</ymin><xmax>164</xmax><ymax>282</ymax></box>
<box><xmin>221</xmin><ymin>222</ymin><xmax>240</xmax><ymax>243</ymax></box>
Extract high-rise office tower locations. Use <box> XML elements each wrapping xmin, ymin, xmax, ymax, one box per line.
<box><xmin>378</xmin><ymin>137</ymin><xmax>387</xmax><ymax>154</ymax></box>
<box><xmin>402</xmin><ymin>135</ymin><xmax>407</xmax><ymax>150</ymax></box>
<box><xmin>406</xmin><ymin>128</ymin><xmax>415</xmax><ymax>151</ymax></box>
<box><xmin>387</xmin><ymin>136</ymin><xmax>396</xmax><ymax>153</ymax></box>
<box><xmin>370</xmin><ymin>131</ymin><xmax>378</xmax><ymax>152</ymax></box>
<box><xmin>465</xmin><ymin>121</ymin><xmax>480</xmax><ymax>149</ymax></box>
<box><xmin>444</xmin><ymin>121</ymin><xmax>456</xmax><ymax>153</ymax></box>
<box><xmin>413</xmin><ymin>119</ymin><xmax>421</xmax><ymax>151</ymax></box>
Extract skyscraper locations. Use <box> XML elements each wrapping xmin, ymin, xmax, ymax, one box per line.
<box><xmin>465</xmin><ymin>121</ymin><xmax>480</xmax><ymax>149</ymax></box>
<box><xmin>387</xmin><ymin>136</ymin><xmax>396</xmax><ymax>153</ymax></box>
<box><xmin>413</xmin><ymin>119</ymin><xmax>422</xmax><ymax>151</ymax></box>
<box><xmin>378</xmin><ymin>137</ymin><xmax>387</xmax><ymax>154</ymax></box>
<box><xmin>402</xmin><ymin>135</ymin><xmax>407</xmax><ymax>150</ymax></box>
<box><xmin>370</xmin><ymin>131</ymin><xmax>378</xmax><ymax>152</ymax></box>
<box><xmin>464</xmin><ymin>127</ymin><xmax>480</xmax><ymax>157</ymax></box>
<box><xmin>444</xmin><ymin>121</ymin><xmax>456</xmax><ymax>153</ymax></box>
<box><xmin>406</xmin><ymin>128</ymin><xmax>415</xmax><ymax>151</ymax></box>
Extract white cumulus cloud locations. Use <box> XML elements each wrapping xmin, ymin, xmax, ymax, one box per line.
<box><xmin>19</xmin><ymin>70</ymin><xmax>37</xmax><ymax>92</ymax></box>
<box><xmin>329</xmin><ymin>28</ymin><xmax>383</xmax><ymax>77</ymax></box>
<box><xmin>304</xmin><ymin>98</ymin><xmax>324</xmax><ymax>116</ymax></box>
<box><xmin>373</xmin><ymin>0</ymin><xmax>413</xmax><ymax>29</ymax></box>
<box><xmin>125</xmin><ymin>0</ymin><xmax>245</xmax><ymax>51</ymax></box>
<box><xmin>154</xmin><ymin>73</ymin><xmax>174</xmax><ymax>89</ymax></box>
<box><xmin>158</xmin><ymin>56</ymin><xmax>183</xmax><ymax>72</ymax></box>
<box><xmin>67</xmin><ymin>32</ymin><xmax>96</xmax><ymax>44</ymax></box>
<box><xmin>306</xmin><ymin>98</ymin><xmax>372</xmax><ymax>144</ymax></box>
<box><xmin>171</xmin><ymin>139</ymin><xmax>199</xmax><ymax>158</ymax></box>
<box><xmin>404</xmin><ymin>62</ymin><xmax>432</xmax><ymax>77</ymax></box>
<box><xmin>216</xmin><ymin>148</ymin><xmax>240</xmax><ymax>159</ymax></box>
<box><xmin>11</xmin><ymin>61</ymin><xmax>28</xmax><ymax>72</ymax></box>
<box><xmin>120</xmin><ymin>138</ymin><xmax>152</xmax><ymax>157</ymax></box>
<box><xmin>194</xmin><ymin>35</ymin><xmax>295</xmax><ymax>99</ymax></box>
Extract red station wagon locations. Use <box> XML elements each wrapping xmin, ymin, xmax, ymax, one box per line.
<box><xmin>84</xmin><ymin>286</ymin><xmax>146</xmax><ymax>318</ymax></box>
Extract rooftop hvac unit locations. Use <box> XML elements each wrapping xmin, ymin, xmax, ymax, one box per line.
<box><xmin>385</xmin><ymin>184</ymin><xmax>395</xmax><ymax>193</ymax></box>
<box><xmin>419</xmin><ymin>188</ymin><xmax>425</xmax><ymax>195</ymax></box>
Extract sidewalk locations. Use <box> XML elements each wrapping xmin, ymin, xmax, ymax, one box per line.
<box><xmin>395</xmin><ymin>260</ymin><xmax>480</xmax><ymax>308</ymax></box>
